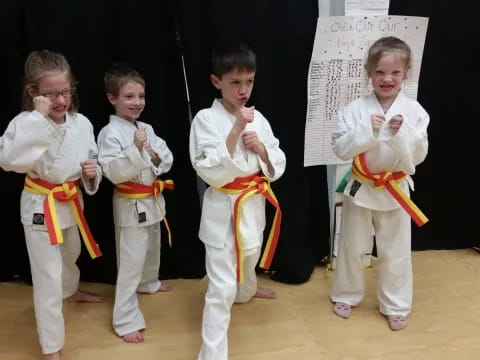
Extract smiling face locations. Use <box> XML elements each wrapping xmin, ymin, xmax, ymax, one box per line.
<box><xmin>211</xmin><ymin>68</ymin><xmax>255</xmax><ymax>114</ymax></box>
<box><xmin>107</xmin><ymin>81</ymin><xmax>145</xmax><ymax>122</ymax></box>
<box><xmin>35</xmin><ymin>71</ymin><xmax>72</xmax><ymax>123</ymax></box>
<box><xmin>370</xmin><ymin>53</ymin><xmax>410</xmax><ymax>106</ymax></box>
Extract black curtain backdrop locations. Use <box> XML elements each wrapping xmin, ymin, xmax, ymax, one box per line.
<box><xmin>0</xmin><ymin>0</ymin><xmax>204</xmax><ymax>284</ymax></box>
<box><xmin>389</xmin><ymin>0</ymin><xmax>480</xmax><ymax>250</ymax></box>
<box><xmin>1</xmin><ymin>0</ymin><xmax>479</xmax><ymax>285</ymax></box>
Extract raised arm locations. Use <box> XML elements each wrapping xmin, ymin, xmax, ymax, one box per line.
<box><xmin>384</xmin><ymin>106</ymin><xmax>429</xmax><ymax>175</ymax></box>
<box><xmin>332</xmin><ymin>107</ymin><xmax>380</xmax><ymax>161</ymax></box>
<box><xmin>0</xmin><ymin>111</ymin><xmax>56</xmax><ymax>172</ymax></box>
<box><xmin>189</xmin><ymin>112</ymin><xmax>250</xmax><ymax>188</ymax></box>
<box><xmin>97</xmin><ymin>127</ymin><xmax>149</xmax><ymax>184</ymax></box>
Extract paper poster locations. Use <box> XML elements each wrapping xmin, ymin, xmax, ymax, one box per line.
<box><xmin>345</xmin><ymin>0</ymin><xmax>389</xmax><ymax>15</ymax></box>
<box><xmin>304</xmin><ymin>15</ymin><xmax>428</xmax><ymax>166</ymax></box>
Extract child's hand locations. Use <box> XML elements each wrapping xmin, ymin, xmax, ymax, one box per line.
<box><xmin>33</xmin><ymin>96</ymin><xmax>51</xmax><ymax>117</ymax></box>
<box><xmin>81</xmin><ymin>160</ymin><xmax>97</xmax><ymax>179</ymax></box>
<box><xmin>243</xmin><ymin>130</ymin><xmax>272</xmax><ymax>171</ymax></box>
<box><xmin>234</xmin><ymin>106</ymin><xmax>254</xmax><ymax>132</ymax></box>
<box><xmin>143</xmin><ymin>142</ymin><xmax>161</xmax><ymax>166</ymax></box>
<box><xmin>243</xmin><ymin>131</ymin><xmax>264</xmax><ymax>155</ymax></box>
<box><xmin>143</xmin><ymin>142</ymin><xmax>156</xmax><ymax>159</ymax></box>
<box><xmin>371</xmin><ymin>114</ymin><xmax>385</xmax><ymax>132</ymax></box>
<box><xmin>134</xmin><ymin>128</ymin><xmax>147</xmax><ymax>151</ymax></box>
<box><xmin>389</xmin><ymin>115</ymin><xmax>403</xmax><ymax>135</ymax></box>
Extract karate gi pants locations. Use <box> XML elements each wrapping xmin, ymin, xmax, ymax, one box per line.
<box><xmin>198</xmin><ymin>228</ymin><xmax>261</xmax><ymax>360</ymax></box>
<box><xmin>331</xmin><ymin>196</ymin><xmax>412</xmax><ymax>316</ymax></box>
<box><xmin>24</xmin><ymin>225</ymin><xmax>81</xmax><ymax>355</ymax></box>
<box><xmin>113</xmin><ymin>222</ymin><xmax>163</xmax><ymax>336</ymax></box>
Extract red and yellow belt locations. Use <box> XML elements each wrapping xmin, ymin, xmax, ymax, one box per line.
<box><xmin>215</xmin><ymin>173</ymin><xmax>282</xmax><ymax>283</ymax></box>
<box><xmin>23</xmin><ymin>176</ymin><xmax>102</xmax><ymax>258</ymax></box>
<box><xmin>115</xmin><ymin>180</ymin><xmax>174</xmax><ymax>247</ymax></box>
<box><xmin>351</xmin><ymin>153</ymin><xmax>428</xmax><ymax>227</ymax></box>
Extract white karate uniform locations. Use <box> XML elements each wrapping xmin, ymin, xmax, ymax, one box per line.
<box><xmin>0</xmin><ymin>110</ymin><xmax>101</xmax><ymax>354</ymax></box>
<box><xmin>330</xmin><ymin>90</ymin><xmax>429</xmax><ymax>316</ymax></box>
<box><xmin>97</xmin><ymin>114</ymin><xmax>173</xmax><ymax>336</ymax></box>
<box><xmin>189</xmin><ymin>99</ymin><xmax>286</xmax><ymax>360</ymax></box>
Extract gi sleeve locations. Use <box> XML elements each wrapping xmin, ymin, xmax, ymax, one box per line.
<box><xmin>256</xmin><ymin>112</ymin><xmax>286</xmax><ymax>182</ymax></box>
<box><xmin>189</xmin><ymin>111</ymin><xmax>249</xmax><ymax>188</ymax></box>
<box><xmin>144</xmin><ymin>124</ymin><xmax>173</xmax><ymax>176</ymax></box>
<box><xmin>384</xmin><ymin>105</ymin><xmax>429</xmax><ymax>175</ymax></box>
<box><xmin>332</xmin><ymin>106</ymin><xmax>379</xmax><ymax>161</ymax></box>
<box><xmin>80</xmin><ymin>120</ymin><xmax>102</xmax><ymax>195</ymax></box>
<box><xmin>0</xmin><ymin>111</ymin><xmax>56</xmax><ymax>172</ymax></box>
<box><xmin>97</xmin><ymin>126</ymin><xmax>149</xmax><ymax>184</ymax></box>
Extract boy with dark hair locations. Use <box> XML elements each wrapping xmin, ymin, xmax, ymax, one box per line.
<box><xmin>189</xmin><ymin>43</ymin><xmax>286</xmax><ymax>360</ymax></box>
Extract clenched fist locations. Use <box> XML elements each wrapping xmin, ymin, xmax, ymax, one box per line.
<box><xmin>134</xmin><ymin>128</ymin><xmax>147</xmax><ymax>151</ymax></box>
<box><xmin>242</xmin><ymin>131</ymin><xmax>263</xmax><ymax>154</ymax></box>
<box><xmin>371</xmin><ymin>114</ymin><xmax>385</xmax><ymax>132</ymax></box>
<box><xmin>389</xmin><ymin>115</ymin><xmax>403</xmax><ymax>135</ymax></box>
<box><xmin>233</xmin><ymin>106</ymin><xmax>254</xmax><ymax>132</ymax></box>
<box><xmin>81</xmin><ymin>160</ymin><xmax>98</xmax><ymax>179</ymax></box>
<box><xmin>33</xmin><ymin>96</ymin><xmax>52</xmax><ymax>117</ymax></box>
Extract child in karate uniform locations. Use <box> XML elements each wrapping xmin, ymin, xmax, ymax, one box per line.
<box><xmin>189</xmin><ymin>43</ymin><xmax>286</xmax><ymax>360</ymax></box>
<box><xmin>97</xmin><ymin>63</ymin><xmax>173</xmax><ymax>343</ymax></box>
<box><xmin>331</xmin><ymin>36</ymin><xmax>429</xmax><ymax>331</ymax></box>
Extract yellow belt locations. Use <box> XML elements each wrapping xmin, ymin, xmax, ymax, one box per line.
<box><xmin>115</xmin><ymin>180</ymin><xmax>174</xmax><ymax>246</ymax></box>
<box><xmin>24</xmin><ymin>176</ymin><xmax>102</xmax><ymax>258</ymax></box>
<box><xmin>215</xmin><ymin>173</ymin><xmax>282</xmax><ymax>283</ymax></box>
<box><xmin>351</xmin><ymin>153</ymin><xmax>428</xmax><ymax>226</ymax></box>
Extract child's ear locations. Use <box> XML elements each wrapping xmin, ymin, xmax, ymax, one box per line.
<box><xmin>210</xmin><ymin>74</ymin><xmax>221</xmax><ymax>89</ymax></box>
<box><xmin>403</xmin><ymin>64</ymin><xmax>411</xmax><ymax>80</ymax></box>
<box><xmin>26</xmin><ymin>85</ymin><xmax>36</xmax><ymax>98</ymax></box>
<box><xmin>106</xmin><ymin>93</ymin><xmax>117</xmax><ymax>105</ymax></box>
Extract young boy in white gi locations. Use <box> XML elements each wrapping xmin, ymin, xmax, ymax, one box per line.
<box><xmin>189</xmin><ymin>43</ymin><xmax>286</xmax><ymax>360</ymax></box>
<box><xmin>97</xmin><ymin>64</ymin><xmax>173</xmax><ymax>343</ymax></box>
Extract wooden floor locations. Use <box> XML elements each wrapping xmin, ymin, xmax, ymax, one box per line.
<box><xmin>1</xmin><ymin>249</ymin><xmax>480</xmax><ymax>360</ymax></box>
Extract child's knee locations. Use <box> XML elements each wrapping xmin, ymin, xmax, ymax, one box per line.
<box><xmin>234</xmin><ymin>293</ymin><xmax>253</xmax><ymax>304</ymax></box>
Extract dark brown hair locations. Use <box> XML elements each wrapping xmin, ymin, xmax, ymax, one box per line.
<box><xmin>212</xmin><ymin>43</ymin><xmax>256</xmax><ymax>78</ymax></box>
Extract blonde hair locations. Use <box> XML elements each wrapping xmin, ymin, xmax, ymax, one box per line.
<box><xmin>364</xmin><ymin>36</ymin><xmax>412</xmax><ymax>78</ymax></box>
<box><xmin>104</xmin><ymin>63</ymin><xmax>145</xmax><ymax>97</ymax></box>
<box><xmin>22</xmin><ymin>50</ymin><xmax>78</xmax><ymax>112</ymax></box>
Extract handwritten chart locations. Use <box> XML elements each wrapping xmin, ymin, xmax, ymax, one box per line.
<box><xmin>304</xmin><ymin>15</ymin><xmax>428</xmax><ymax>166</ymax></box>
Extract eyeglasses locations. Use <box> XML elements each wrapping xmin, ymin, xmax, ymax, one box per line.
<box><xmin>39</xmin><ymin>87</ymin><xmax>76</xmax><ymax>100</ymax></box>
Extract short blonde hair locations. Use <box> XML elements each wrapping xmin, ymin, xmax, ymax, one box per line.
<box><xmin>104</xmin><ymin>63</ymin><xmax>145</xmax><ymax>97</ymax></box>
<box><xmin>364</xmin><ymin>36</ymin><xmax>412</xmax><ymax>78</ymax></box>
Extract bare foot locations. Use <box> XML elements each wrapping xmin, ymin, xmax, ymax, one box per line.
<box><xmin>67</xmin><ymin>290</ymin><xmax>104</xmax><ymax>303</ymax></box>
<box><xmin>122</xmin><ymin>330</ymin><xmax>144</xmax><ymax>343</ymax></box>
<box><xmin>44</xmin><ymin>351</ymin><xmax>61</xmax><ymax>360</ymax></box>
<box><xmin>137</xmin><ymin>282</ymin><xmax>172</xmax><ymax>294</ymax></box>
<box><xmin>254</xmin><ymin>287</ymin><xmax>277</xmax><ymax>299</ymax></box>
<box><xmin>156</xmin><ymin>283</ymin><xmax>171</xmax><ymax>292</ymax></box>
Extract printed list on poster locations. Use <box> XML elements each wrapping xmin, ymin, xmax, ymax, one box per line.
<box><xmin>304</xmin><ymin>15</ymin><xmax>428</xmax><ymax>167</ymax></box>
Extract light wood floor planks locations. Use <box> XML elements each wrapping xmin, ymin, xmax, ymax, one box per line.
<box><xmin>1</xmin><ymin>249</ymin><xmax>480</xmax><ymax>359</ymax></box>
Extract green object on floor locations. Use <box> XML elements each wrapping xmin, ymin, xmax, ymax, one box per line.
<box><xmin>335</xmin><ymin>168</ymin><xmax>351</xmax><ymax>193</ymax></box>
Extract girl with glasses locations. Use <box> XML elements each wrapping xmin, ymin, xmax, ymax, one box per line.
<box><xmin>0</xmin><ymin>50</ymin><xmax>104</xmax><ymax>360</ymax></box>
